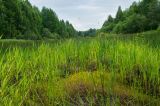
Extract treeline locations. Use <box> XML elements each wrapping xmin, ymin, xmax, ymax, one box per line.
<box><xmin>0</xmin><ymin>0</ymin><xmax>77</xmax><ymax>39</ymax></box>
<box><xmin>101</xmin><ymin>0</ymin><xmax>160</xmax><ymax>34</ymax></box>
<box><xmin>78</xmin><ymin>28</ymin><xmax>96</xmax><ymax>37</ymax></box>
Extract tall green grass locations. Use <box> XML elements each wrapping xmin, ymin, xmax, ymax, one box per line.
<box><xmin>0</xmin><ymin>31</ymin><xmax>160</xmax><ymax>105</ymax></box>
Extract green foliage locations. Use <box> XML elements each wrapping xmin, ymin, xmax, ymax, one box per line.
<box><xmin>101</xmin><ymin>0</ymin><xmax>160</xmax><ymax>34</ymax></box>
<box><xmin>41</xmin><ymin>7</ymin><xmax>59</xmax><ymax>34</ymax></box>
<box><xmin>113</xmin><ymin>14</ymin><xmax>148</xmax><ymax>33</ymax></box>
<box><xmin>42</xmin><ymin>28</ymin><xmax>60</xmax><ymax>39</ymax></box>
<box><xmin>78</xmin><ymin>28</ymin><xmax>96</xmax><ymax>37</ymax></box>
<box><xmin>0</xmin><ymin>0</ymin><xmax>6</xmax><ymax>37</ymax></box>
<box><xmin>42</xmin><ymin>28</ymin><xmax>53</xmax><ymax>38</ymax></box>
<box><xmin>115</xmin><ymin>6</ymin><xmax>123</xmax><ymax>22</ymax></box>
<box><xmin>102</xmin><ymin>23</ymin><xmax>115</xmax><ymax>33</ymax></box>
<box><xmin>158</xmin><ymin>26</ymin><xmax>160</xmax><ymax>31</ymax></box>
<box><xmin>101</xmin><ymin>15</ymin><xmax>115</xmax><ymax>33</ymax></box>
<box><xmin>103</xmin><ymin>15</ymin><xmax>114</xmax><ymax>27</ymax></box>
<box><xmin>0</xmin><ymin>0</ymin><xmax>77</xmax><ymax>39</ymax></box>
<box><xmin>0</xmin><ymin>31</ymin><xmax>160</xmax><ymax>105</ymax></box>
<box><xmin>65</xmin><ymin>21</ymin><xmax>76</xmax><ymax>37</ymax></box>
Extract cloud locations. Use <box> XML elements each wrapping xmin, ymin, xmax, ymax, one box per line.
<box><xmin>29</xmin><ymin>0</ymin><xmax>139</xmax><ymax>31</ymax></box>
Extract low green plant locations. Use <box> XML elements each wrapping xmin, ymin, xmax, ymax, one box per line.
<box><xmin>0</xmin><ymin>31</ymin><xmax>160</xmax><ymax>105</ymax></box>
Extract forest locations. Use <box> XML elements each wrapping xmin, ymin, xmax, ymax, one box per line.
<box><xmin>0</xmin><ymin>0</ymin><xmax>160</xmax><ymax>39</ymax></box>
<box><xmin>101</xmin><ymin>0</ymin><xmax>160</xmax><ymax>33</ymax></box>
<box><xmin>0</xmin><ymin>0</ymin><xmax>77</xmax><ymax>39</ymax></box>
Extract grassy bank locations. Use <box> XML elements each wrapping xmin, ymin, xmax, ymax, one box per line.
<box><xmin>0</xmin><ymin>31</ymin><xmax>160</xmax><ymax>105</ymax></box>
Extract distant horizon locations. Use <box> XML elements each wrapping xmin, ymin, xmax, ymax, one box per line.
<box><xmin>29</xmin><ymin>0</ymin><xmax>139</xmax><ymax>31</ymax></box>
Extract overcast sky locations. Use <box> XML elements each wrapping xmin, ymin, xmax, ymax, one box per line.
<box><xmin>29</xmin><ymin>0</ymin><xmax>139</xmax><ymax>31</ymax></box>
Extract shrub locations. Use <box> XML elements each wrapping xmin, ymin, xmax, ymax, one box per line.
<box><xmin>112</xmin><ymin>21</ymin><xmax>125</xmax><ymax>33</ymax></box>
<box><xmin>42</xmin><ymin>28</ymin><xmax>59</xmax><ymax>39</ymax></box>
<box><xmin>54</xmin><ymin>72</ymin><xmax>151</xmax><ymax>105</ymax></box>
<box><xmin>42</xmin><ymin>28</ymin><xmax>52</xmax><ymax>38</ymax></box>
<box><xmin>23</xmin><ymin>30</ymin><xmax>40</xmax><ymax>40</ymax></box>
<box><xmin>101</xmin><ymin>23</ymin><xmax>116</xmax><ymax>33</ymax></box>
<box><xmin>113</xmin><ymin>14</ymin><xmax>148</xmax><ymax>34</ymax></box>
<box><xmin>157</xmin><ymin>26</ymin><xmax>160</xmax><ymax>31</ymax></box>
<box><xmin>64</xmin><ymin>72</ymin><xmax>108</xmax><ymax>106</ymax></box>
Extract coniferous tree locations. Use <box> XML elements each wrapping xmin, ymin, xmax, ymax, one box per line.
<box><xmin>115</xmin><ymin>6</ymin><xmax>123</xmax><ymax>22</ymax></box>
<box><xmin>41</xmin><ymin>7</ymin><xmax>59</xmax><ymax>34</ymax></box>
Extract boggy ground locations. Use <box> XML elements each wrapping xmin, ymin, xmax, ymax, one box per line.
<box><xmin>0</xmin><ymin>31</ymin><xmax>160</xmax><ymax>106</ymax></box>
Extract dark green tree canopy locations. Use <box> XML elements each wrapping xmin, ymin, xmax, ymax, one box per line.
<box><xmin>78</xmin><ymin>29</ymin><xmax>96</xmax><ymax>37</ymax></box>
<box><xmin>103</xmin><ymin>15</ymin><xmax>114</xmax><ymax>27</ymax></box>
<box><xmin>116</xmin><ymin>6</ymin><xmax>123</xmax><ymax>22</ymax></box>
<box><xmin>41</xmin><ymin>7</ymin><xmax>59</xmax><ymax>33</ymax></box>
<box><xmin>101</xmin><ymin>0</ymin><xmax>160</xmax><ymax>34</ymax></box>
<box><xmin>0</xmin><ymin>0</ymin><xmax>77</xmax><ymax>39</ymax></box>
